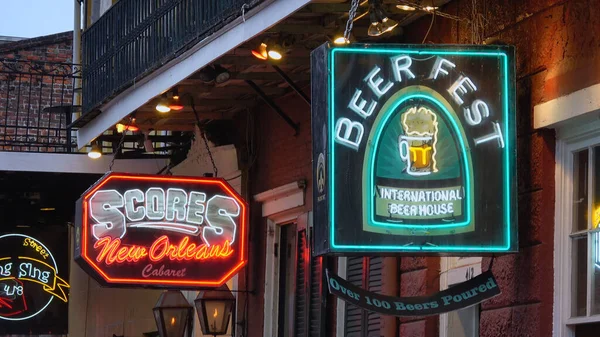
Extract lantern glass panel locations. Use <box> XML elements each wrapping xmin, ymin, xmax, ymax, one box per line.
<box><xmin>154</xmin><ymin>308</ymin><xmax>189</xmax><ymax>337</ymax></box>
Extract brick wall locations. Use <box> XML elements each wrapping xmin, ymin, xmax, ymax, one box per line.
<box><xmin>245</xmin><ymin>87</ymin><xmax>312</xmax><ymax>337</ymax></box>
<box><xmin>0</xmin><ymin>32</ymin><xmax>74</xmax><ymax>152</ymax></box>
<box><xmin>389</xmin><ymin>0</ymin><xmax>600</xmax><ymax>335</ymax></box>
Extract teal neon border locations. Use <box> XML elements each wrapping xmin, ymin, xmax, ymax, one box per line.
<box><xmin>328</xmin><ymin>47</ymin><xmax>513</xmax><ymax>252</ymax></box>
<box><xmin>366</xmin><ymin>93</ymin><xmax>472</xmax><ymax>229</ymax></box>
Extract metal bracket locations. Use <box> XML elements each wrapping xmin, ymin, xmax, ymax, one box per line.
<box><xmin>271</xmin><ymin>65</ymin><xmax>311</xmax><ymax>107</ymax></box>
<box><xmin>245</xmin><ymin>80</ymin><xmax>299</xmax><ymax>134</ymax></box>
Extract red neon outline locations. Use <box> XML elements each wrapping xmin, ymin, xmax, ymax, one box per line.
<box><xmin>81</xmin><ymin>173</ymin><xmax>248</xmax><ymax>287</ymax></box>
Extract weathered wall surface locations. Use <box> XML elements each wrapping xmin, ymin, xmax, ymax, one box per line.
<box><xmin>245</xmin><ymin>88</ymin><xmax>312</xmax><ymax>337</ymax></box>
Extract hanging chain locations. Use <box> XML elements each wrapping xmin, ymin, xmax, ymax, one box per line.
<box><xmin>201</xmin><ymin>130</ymin><xmax>218</xmax><ymax>177</ymax></box>
<box><xmin>343</xmin><ymin>0</ymin><xmax>360</xmax><ymax>41</ymax></box>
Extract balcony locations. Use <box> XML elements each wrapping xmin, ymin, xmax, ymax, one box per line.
<box><xmin>81</xmin><ymin>0</ymin><xmax>265</xmax><ymax>121</ymax></box>
<box><xmin>0</xmin><ymin>58</ymin><xmax>79</xmax><ymax>153</ymax></box>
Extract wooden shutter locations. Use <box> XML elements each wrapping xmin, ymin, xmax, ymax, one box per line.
<box><xmin>366</xmin><ymin>257</ymin><xmax>383</xmax><ymax>337</ymax></box>
<box><xmin>309</xmin><ymin>255</ymin><xmax>324</xmax><ymax>336</ymax></box>
<box><xmin>344</xmin><ymin>257</ymin><xmax>383</xmax><ymax>337</ymax></box>
<box><xmin>293</xmin><ymin>214</ymin><xmax>327</xmax><ymax>337</ymax></box>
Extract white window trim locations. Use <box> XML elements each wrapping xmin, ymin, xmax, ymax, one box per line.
<box><xmin>439</xmin><ymin>257</ymin><xmax>482</xmax><ymax>337</ymax></box>
<box><xmin>254</xmin><ymin>182</ymin><xmax>307</xmax><ymax>337</ymax></box>
<box><xmin>554</xmin><ymin>118</ymin><xmax>600</xmax><ymax>337</ymax></box>
<box><xmin>335</xmin><ymin>257</ymin><xmax>347</xmax><ymax>337</ymax></box>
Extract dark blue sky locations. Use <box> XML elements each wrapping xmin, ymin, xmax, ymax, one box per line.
<box><xmin>0</xmin><ymin>0</ymin><xmax>74</xmax><ymax>38</ymax></box>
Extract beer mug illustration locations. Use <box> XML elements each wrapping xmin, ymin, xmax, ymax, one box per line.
<box><xmin>398</xmin><ymin>107</ymin><xmax>439</xmax><ymax>176</ymax></box>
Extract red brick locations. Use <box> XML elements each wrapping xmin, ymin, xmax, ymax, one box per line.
<box><xmin>399</xmin><ymin>320</ymin><xmax>427</xmax><ymax>337</ymax></box>
<box><xmin>517</xmin><ymin>131</ymin><xmax>555</xmax><ymax>193</ymax></box>
<box><xmin>518</xmin><ymin>189</ymin><xmax>554</xmax><ymax>246</ymax></box>
<box><xmin>481</xmin><ymin>244</ymin><xmax>552</xmax><ymax>310</ymax></box>
<box><xmin>480</xmin><ymin>303</ymin><xmax>547</xmax><ymax>337</ymax></box>
<box><xmin>398</xmin><ymin>316</ymin><xmax>438</xmax><ymax>337</ymax></box>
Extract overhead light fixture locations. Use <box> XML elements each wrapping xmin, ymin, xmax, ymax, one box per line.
<box><xmin>396</xmin><ymin>4</ymin><xmax>416</xmax><ymax>11</ymax></box>
<box><xmin>168</xmin><ymin>88</ymin><xmax>184</xmax><ymax>111</ymax></box>
<box><xmin>423</xmin><ymin>5</ymin><xmax>438</xmax><ymax>11</ymax></box>
<box><xmin>267</xmin><ymin>43</ymin><xmax>283</xmax><ymax>60</ymax></box>
<box><xmin>88</xmin><ymin>141</ymin><xmax>102</xmax><ymax>159</ymax></box>
<box><xmin>213</xmin><ymin>64</ymin><xmax>230</xmax><ymax>84</ymax></box>
<box><xmin>368</xmin><ymin>0</ymin><xmax>398</xmax><ymax>37</ymax></box>
<box><xmin>116</xmin><ymin>123</ymin><xmax>140</xmax><ymax>133</ymax></box>
<box><xmin>40</xmin><ymin>208</ymin><xmax>55</xmax><ymax>211</ymax></box>
<box><xmin>197</xmin><ymin>66</ymin><xmax>217</xmax><ymax>83</ymax></box>
<box><xmin>251</xmin><ymin>42</ymin><xmax>268</xmax><ymax>60</ymax></box>
<box><xmin>156</xmin><ymin>94</ymin><xmax>171</xmax><ymax>113</ymax></box>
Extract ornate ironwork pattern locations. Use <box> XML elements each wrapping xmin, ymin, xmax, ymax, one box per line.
<box><xmin>81</xmin><ymin>0</ymin><xmax>264</xmax><ymax>120</ymax></box>
<box><xmin>0</xmin><ymin>58</ymin><xmax>81</xmax><ymax>152</ymax></box>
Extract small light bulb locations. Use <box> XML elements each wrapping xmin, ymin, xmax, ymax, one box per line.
<box><xmin>333</xmin><ymin>36</ymin><xmax>350</xmax><ymax>45</ymax></box>
<box><xmin>396</xmin><ymin>4</ymin><xmax>416</xmax><ymax>11</ymax></box>
<box><xmin>155</xmin><ymin>103</ymin><xmax>171</xmax><ymax>113</ymax></box>
<box><xmin>268</xmin><ymin>50</ymin><xmax>282</xmax><ymax>60</ymax></box>
<box><xmin>423</xmin><ymin>6</ymin><xmax>438</xmax><ymax>11</ymax></box>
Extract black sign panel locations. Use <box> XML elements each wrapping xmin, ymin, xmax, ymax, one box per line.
<box><xmin>0</xmin><ymin>227</ymin><xmax>69</xmax><ymax>335</ymax></box>
<box><xmin>326</xmin><ymin>269</ymin><xmax>500</xmax><ymax>317</ymax></box>
<box><xmin>312</xmin><ymin>43</ymin><xmax>517</xmax><ymax>255</ymax></box>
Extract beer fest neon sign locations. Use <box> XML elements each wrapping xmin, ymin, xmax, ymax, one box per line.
<box><xmin>75</xmin><ymin>173</ymin><xmax>247</xmax><ymax>287</ymax></box>
<box><xmin>0</xmin><ymin>234</ymin><xmax>69</xmax><ymax>321</ymax></box>
<box><xmin>311</xmin><ymin>44</ymin><xmax>517</xmax><ymax>255</ymax></box>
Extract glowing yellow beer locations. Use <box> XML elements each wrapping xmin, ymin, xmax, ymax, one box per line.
<box><xmin>409</xmin><ymin>144</ymin><xmax>433</xmax><ymax>169</ymax></box>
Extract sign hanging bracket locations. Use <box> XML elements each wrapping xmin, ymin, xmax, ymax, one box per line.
<box><xmin>245</xmin><ymin>80</ymin><xmax>299</xmax><ymax>134</ymax></box>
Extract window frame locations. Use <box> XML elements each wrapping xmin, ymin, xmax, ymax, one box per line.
<box><xmin>439</xmin><ymin>257</ymin><xmax>482</xmax><ymax>337</ymax></box>
<box><xmin>555</xmin><ymin>120</ymin><xmax>600</xmax><ymax>337</ymax></box>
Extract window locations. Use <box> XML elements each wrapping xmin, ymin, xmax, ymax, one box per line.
<box><xmin>343</xmin><ymin>256</ymin><xmax>382</xmax><ymax>337</ymax></box>
<box><xmin>555</xmin><ymin>128</ymin><xmax>600</xmax><ymax>337</ymax></box>
<box><xmin>263</xmin><ymin>215</ymin><xmax>326</xmax><ymax>337</ymax></box>
<box><xmin>569</xmin><ymin>147</ymin><xmax>600</xmax><ymax>318</ymax></box>
<box><xmin>439</xmin><ymin>257</ymin><xmax>481</xmax><ymax>337</ymax></box>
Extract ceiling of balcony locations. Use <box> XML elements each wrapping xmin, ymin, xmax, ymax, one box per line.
<box><xmin>120</xmin><ymin>0</ymin><xmax>453</xmax><ymax>132</ymax></box>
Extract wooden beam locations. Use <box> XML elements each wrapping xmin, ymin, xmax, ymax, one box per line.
<box><xmin>135</xmin><ymin>111</ymin><xmax>227</xmax><ymax>121</ymax></box>
<box><xmin>176</xmin><ymin>85</ymin><xmax>289</xmax><ymax>97</ymax></box>
<box><xmin>267</xmin><ymin>24</ymin><xmax>331</xmax><ymax>34</ymax></box>
<box><xmin>185</xmin><ymin>71</ymin><xmax>310</xmax><ymax>83</ymax></box>
<box><xmin>217</xmin><ymin>55</ymin><xmax>308</xmax><ymax>66</ymax></box>
<box><xmin>140</xmin><ymin>99</ymin><xmax>255</xmax><ymax>111</ymax></box>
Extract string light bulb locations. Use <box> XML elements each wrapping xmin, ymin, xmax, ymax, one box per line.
<box><xmin>396</xmin><ymin>4</ymin><xmax>416</xmax><ymax>11</ymax></box>
<box><xmin>333</xmin><ymin>36</ymin><xmax>350</xmax><ymax>45</ymax></box>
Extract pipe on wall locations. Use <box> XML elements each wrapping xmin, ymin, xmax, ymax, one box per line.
<box><xmin>381</xmin><ymin>257</ymin><xmax>398</xmax><ymax>337</ymax></box>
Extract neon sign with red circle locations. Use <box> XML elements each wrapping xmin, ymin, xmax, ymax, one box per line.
<box><xmin>75</xmin><ymin>172</ymin><xmax>248</xmax><ymax>288</ymax></box>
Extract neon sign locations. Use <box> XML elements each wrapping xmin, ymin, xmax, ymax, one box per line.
<box><xmin>311</xmin><ymin>43</ymin><xmax>517</xmax><ymax>255</ymax></box>
<box><xmin>0</xmin><ymin>233</ymin><xmax>69</xmax><ymax>324</ymax></box>
<box><xmin>75</xmin><ymin>172</ymin><xmax>248</xmax><ymax>288</ymax></box>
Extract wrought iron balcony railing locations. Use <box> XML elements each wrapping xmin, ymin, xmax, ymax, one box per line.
<box><xmin>81</xmin><ymin>0</ymin><xmax>263</xmax><ymax>120</ymax></box>
<box><xmin>0</xmin><ymin>58</ymin><xmax>80</xmax><ymax>153</ymax></box>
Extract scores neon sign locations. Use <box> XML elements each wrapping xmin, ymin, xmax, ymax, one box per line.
<box><xmin>75</xmin><ymin>173</ymin><xmax>248</xmax><ymax>288</ymax></box>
